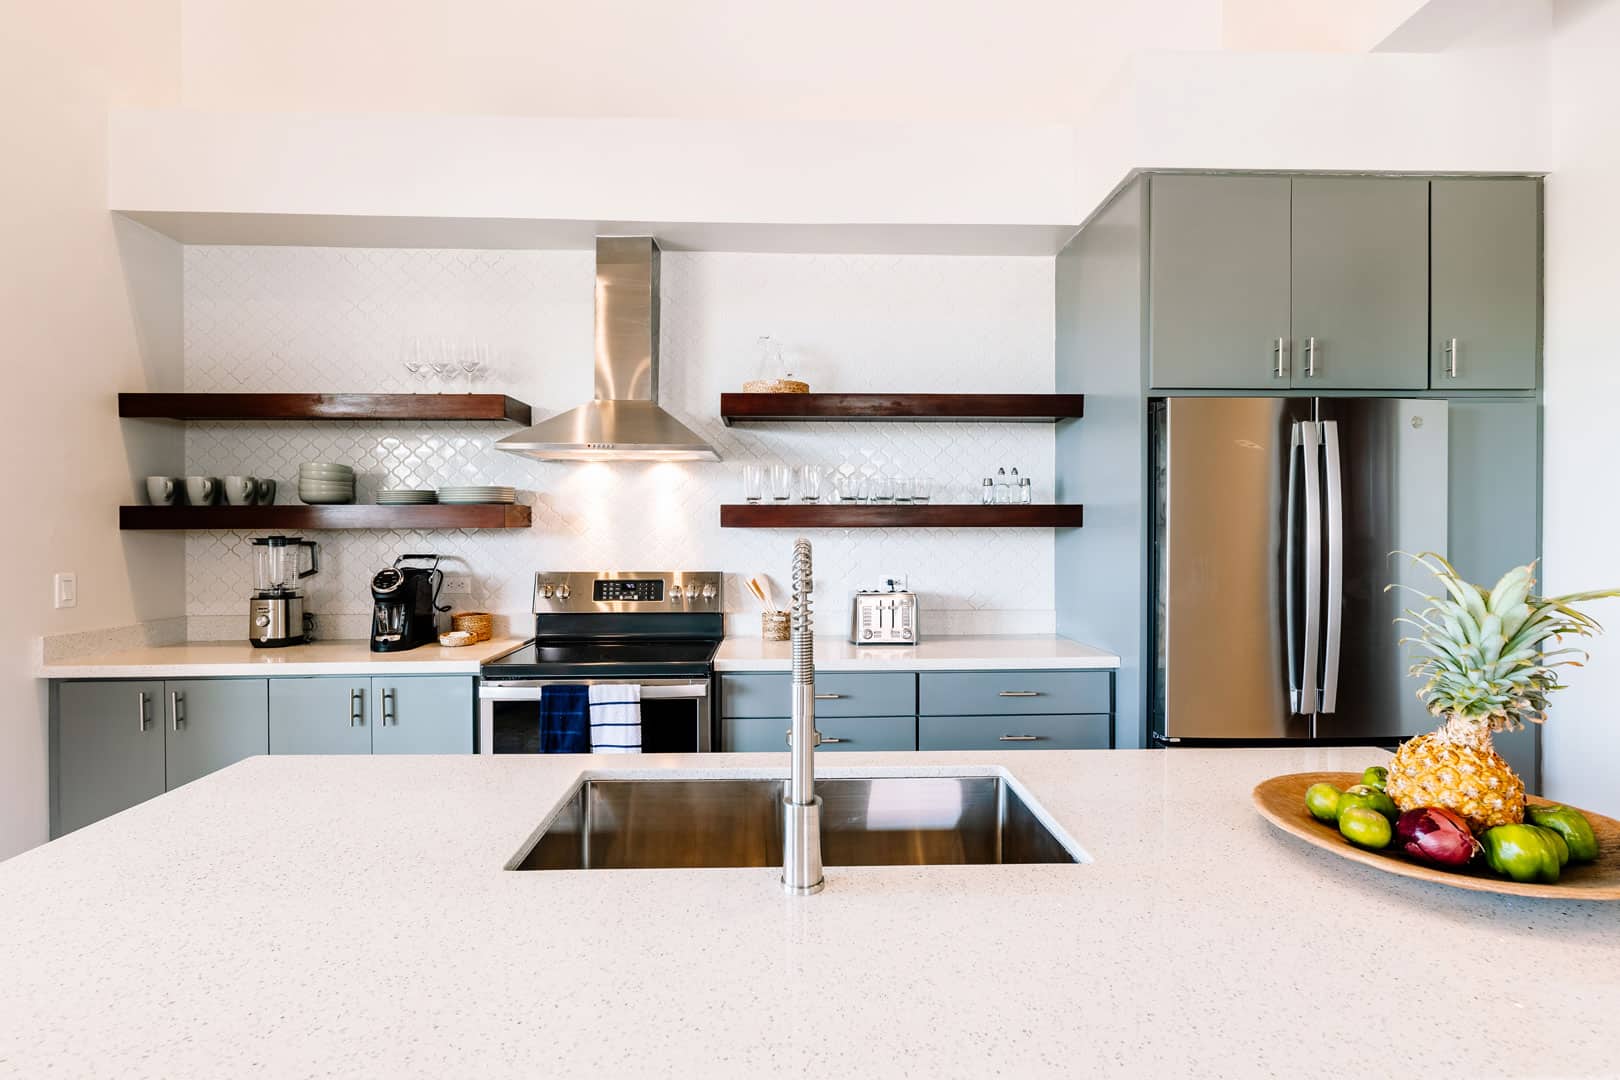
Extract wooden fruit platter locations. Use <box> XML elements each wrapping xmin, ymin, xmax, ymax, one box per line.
<box><xmin>1253</xmin><ymin>772</ymin><xmax>1620</xmax><ymax>900</ymax></box>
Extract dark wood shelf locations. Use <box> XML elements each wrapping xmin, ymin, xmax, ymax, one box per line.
<box><xmin>719</xmin><ymin>503</ymin><xmax>1082</xmax><ymax>529</ymax></box>
<box><xmin>119</xmin><ymin>504</ymin><xmax>532</xmax><ymax>531</ymax></box>
<box><xmin>118</xmin><ymin>393</ymin><xmax>533</xmax><ymax>425</ymax></box>
<box><xmin>719</xmin><ymin>393</ymin><xmax>1084</xmax><ymax>425</ymax></box>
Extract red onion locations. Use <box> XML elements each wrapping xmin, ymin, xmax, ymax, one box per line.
<box><xmin>1395</xmin><ymin>807</ymin><xmax>1482</xmax><ymax>869</ymax></box>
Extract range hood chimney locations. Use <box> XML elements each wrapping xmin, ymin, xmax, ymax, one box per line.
<box><xmin>496</xmin><ymin>236</ymin><xmax>719</xmax><ymax>462</ymax></box>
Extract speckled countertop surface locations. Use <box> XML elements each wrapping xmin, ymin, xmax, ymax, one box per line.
<box><xmin>2</xmin><ymin>748</ymin><xmax>1616</xmax><ymax>1078</ymax></box>
<box><xmin>714</xmin><ymin>633</ymin><xmax>1120</xmax><ymax>671</ymax></box>
<box><xmin>32</xmin><ymin>637</ymin><xmax>525</xmax><ymax>678</ymax></box>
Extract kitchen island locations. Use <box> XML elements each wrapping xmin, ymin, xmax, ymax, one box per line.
<box><xmin>1</xmin><ymin>748</ymin><xmax>1615</xmax><ymax>1078</ymax></box>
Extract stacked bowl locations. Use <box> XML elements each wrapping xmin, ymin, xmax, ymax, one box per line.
<box><xmin>298</xmin><ymin>463</ymin><xmax>356</xmax><ymax>505</ymax></box>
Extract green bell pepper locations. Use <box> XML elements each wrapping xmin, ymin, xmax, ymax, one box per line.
<box><xmin>1527</xmin><ymin>804</ymin><xmax>1600</xmax><ymax>863</ymax></box>
<box><xmin>1483</xmin><ymin>824</ymin><xmax>1563</xmax><ymax>884</ymax></box>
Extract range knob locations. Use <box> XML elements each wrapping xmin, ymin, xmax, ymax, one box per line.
<box><xmin>554</xmin><ymin>583</ymin><xmax>570</xmax><ymax>600</ymax></box>
<box><xmin>541</xmin><ymin>584</ymin><xmax>555</xmax><ymax>599</ymax></box>
<box><xmin>700</xmin><ymin>583</ymin><xmax>717</xmax><ymax>600</ymax></box>
<box><xmin>684</xmin><ymin>584</ymin><xmax>699</xmax><ymax>600</ymax></box>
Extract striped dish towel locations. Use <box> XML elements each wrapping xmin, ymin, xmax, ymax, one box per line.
<box><xmin>588</xmin><ymin>683</ymin><xmax>642</xmax><ymax>754</ymax></box>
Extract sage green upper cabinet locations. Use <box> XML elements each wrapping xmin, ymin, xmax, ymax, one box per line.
<box><xmin>164</xmin><ymin>678</ymin><xmax>269</xmax><ymax>789</ymax></box>
<box><xmin>55</xmin><ymin>680</ymin><xmax>166</xmax><ymax>836</ymax></box>
<box><xmin>1148</xmin><ymin>175</ymin><xmax>1293</xmax><ymax>390</ymax></box>
<box><xmin>1430</xmin><ymin>178</ymin><xmax>1540</xmax><ymax>389</ymax></box>
<box><xmin>1290</xmin><ymin>177</ymin><xmax>1429</xmax><ymax>390</ymax></box>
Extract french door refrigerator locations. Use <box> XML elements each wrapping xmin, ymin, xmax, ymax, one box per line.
<box><xmin>1149</xmin><ymin>397</ymin><xmax>1450</xmax><ymax>746</ymax></box>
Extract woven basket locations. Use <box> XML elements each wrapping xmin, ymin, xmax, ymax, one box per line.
<box><xmin>741</xmin><ymin>379</ymin><xmax>810</xmax><ymax>394</ymax></box>
<box><xmin>451</xmin><ymin>611</ymin><xmax>494</xmax><ymax>642</ymax></box>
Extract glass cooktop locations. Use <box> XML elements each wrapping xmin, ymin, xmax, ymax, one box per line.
<box><xmin>482</xmin><ymin>638</ymin><xmax>721</xmax><ymax>679</ymax></box>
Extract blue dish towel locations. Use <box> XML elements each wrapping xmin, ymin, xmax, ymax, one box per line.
<box><xmin>539</xmin><ymin>684</ymin><xmax>591</xmax><ymax>754</ymax></box>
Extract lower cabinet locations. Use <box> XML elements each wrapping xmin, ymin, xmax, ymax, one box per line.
<box><xmin>54</xmin><ymin>677</ymin><xmax>268</xmax><ymax>836</ymax></box>
<box><xmin>721</xmin><ymin>714</ymin><xmax>916</xmax><ymax>753</ymax></box>
<box><xmin>918</xmin><ymin>713</ymin><xmax>1111</xmax><ymax>751</ymax></box>
<box><xmin>269</xmin><ymin>676</ymin><xmax>473</xmax><ymax>755</ymax></box>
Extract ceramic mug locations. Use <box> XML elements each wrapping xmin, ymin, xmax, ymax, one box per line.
<box><xmin>255</xmin><ymin>477</ymin><xmax>277</xmax><ymax>504</ymax></box>
<box><xmin>184</xmin><ymin>476</ymin><xmax>219</xmax><ymax>506</ymax></box>
<box><xmin>224</xmin><ymin>475</ymin><xmax>257</xmax><ymax>506</ymax></box>
<box><xmin>145</xmin><ymin>476</ymin><xmax>180</xmax><ymax>506</ymax></box>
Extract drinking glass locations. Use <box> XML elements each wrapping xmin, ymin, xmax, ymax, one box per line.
<box><xmin>460</xmin><ymin>342</ymin><xmax>489</xmax><ymax>385</ymax></box>
<box><xmin>402</xmin><ymin>338</ymin><xmax>431</xmax><ymax>383</ymax></box>
<box><xmin>429</xmin><ymin>340</ymin><xmax>457</xmax><ymax>386</ymax></box>
<box><xmin>798</xmin><ymin>466</ymin><xmax>822</xmax><ymax>503</ymax></box>
<box><xmin>836</xmin><ymin>473</ymin><xmax>860</xmax><ymax>502</ymax></box>
<box><xmin>742</xmin><ymin>464</ymin><xmax>765</xmax><ymax>503</ymax></box>
<box><xmin>892</xmin><ymin>477</ymin><xmax>914</xmax><ymax>504</ymax></box>
<box><xmin>868</xmin><ymin>475</ymin><xmax>894</xmax><ymax>503</ymax></box>
<box><xmin>770</xmin><ymin>465</ymin><xmax>794</xmax><ymax>502</ymax></box>
<box><xmin>912</xmin><ymin>478</ymin><xmax>933</xmax><ymax>504</ymax></box>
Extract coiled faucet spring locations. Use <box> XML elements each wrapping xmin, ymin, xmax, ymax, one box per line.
<box><xmin>791</xmin><ymin>537</ymin><xmax>814</xmax><ymax>685</ymax></box>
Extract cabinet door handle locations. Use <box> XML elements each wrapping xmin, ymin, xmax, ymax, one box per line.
<box><xmin>170</xmin><ymin>691</ymin><xmax>184</xmax><ymax>731</ymax></box>
<box><xmin>382</xmin><ymin>688</ymin><xmax>396</xmax><ymax>726</ymax></box>
<box><xmin>999</xmin><ymin>734</ymin><xmax>1040</xmax><ymax>742</ymax></box>
<box><xmin>998</xmin><ymin>690</ymin><xmax>1040</xmax><ymax>698</ymax></box>
<box><xmin>813</xmin><ymin>693</ymin><xmax>842</xmax><ymax>700</ymax></box>
<box><xmin>1273</xmin><ymin>337</ymin><xmax>1288</xmax><ymax>379</ymax></box>
<box><xmin>350</xmin><ymin>688</ymin><xmax>364</xmax><ymax>727</ymax></box>
<box><xmin>137</xmin><ymin>691</ymin><xmax>150</xmax><ymax>732</ymax></box>
<box><xmin>1444</xmin><ymin>337</ymin><xmax>1459</xmax><ymax>378</ymax></box>
<box><xmin>1304</xmin><ymin>337</ymin><xmax>1317</xmax><ymax>377</ymax></box>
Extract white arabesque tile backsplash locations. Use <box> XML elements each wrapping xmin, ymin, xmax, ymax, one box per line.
<box><xmin>182</xmin><ymin>247</ymin><xmax>1057</xmax><ymax>635</ymax></box>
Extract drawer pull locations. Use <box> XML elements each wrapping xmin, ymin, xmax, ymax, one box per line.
<box><xmin>998</xmin><ymin>691</ymin><xmax>1040</xmax><ymax>698</ymax></box>
<box><xmin>819</xmin><ymin>736</ymin><xmax>846</xmax><ymax>744</ymax></box>
<box><xmin>784</xmin><ymin>731</ymin><xmax>847</xmax><ymax>746</ymax></box>
<box><xmin>813</xmin><ymin>693</ymin><xmax>843</xmax><ymax>700</ymax></box>
<box><xmin>170</xmin><ymin>691</ymin><xmax>185</xmax><ymax>732</ymax></box>
<box><xmin>999</xmin><ymin>734</ymin><xmax>1040</xmax><ymax>742</ymax></box>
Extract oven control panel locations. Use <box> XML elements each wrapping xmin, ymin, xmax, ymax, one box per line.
<box><xmin>533</xmin><ymin>571</ymin><xmax>724</xmax><ymax>613</ymax></box>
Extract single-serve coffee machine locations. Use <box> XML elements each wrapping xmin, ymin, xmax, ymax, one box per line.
<box><xmin>370</xmin><ymin>553</ymin><xmax>448</xmax><ymax>652</ymax></box>
<box><xmin>249</xmin><ymin>535</ymin><xmax>319</xmax><ymax>648</ymax></box>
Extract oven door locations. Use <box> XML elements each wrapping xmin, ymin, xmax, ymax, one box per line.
<box><xmin>478</xmin><ymin>678</ymin><xmax>712</xmax><ymax>754</ymax></box>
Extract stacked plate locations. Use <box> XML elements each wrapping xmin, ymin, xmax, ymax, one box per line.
<box><xmin>299</xmin><ymin>462</ymin><xmax>356</xmax><ymax>505</ymax></box>
<box><xmin>377</xmin><ymin>489</ymin><xmax>437</xmax><ymax>505</ymax></box>
<box><xmin>437</xmin><ymin>485</ymin><xmax>516</xmax><ymax>505</ymax></box>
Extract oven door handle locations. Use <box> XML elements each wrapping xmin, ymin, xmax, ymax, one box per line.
<box><xmin>478</xmin><ymin>681</ymin><xmax>708</xmax><ymax>701</ymax></box>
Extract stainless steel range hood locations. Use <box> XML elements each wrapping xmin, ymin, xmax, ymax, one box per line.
<box><xmin>497</xmin><ymin>236</ymin><xmax>719</xmax><ymax>462</ymax></box>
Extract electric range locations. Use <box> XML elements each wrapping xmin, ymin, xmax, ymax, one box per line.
<box><xmin>478</xmin><ymin>571</ymin><xmax>724</xmax><ymax>753</ymax></box>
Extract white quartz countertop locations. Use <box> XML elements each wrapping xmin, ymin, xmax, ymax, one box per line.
<box><xmin>33</xmin><ymin>637</ymin><xmax>525</xmax><ymax>678</ymax></box>
<box><xmin>714</xmin><ymin>633</ymin><xmax>1120</xmax><ymax>670</ymax></box>
<box><xmin>2</xmin><ymin>747</ymin><xmax>1615</xmax><ymax>1078</ymax></box>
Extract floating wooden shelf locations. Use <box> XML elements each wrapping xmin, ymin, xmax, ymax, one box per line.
<box><xmin>118</xmin><ymin>393</ymin><xmax>533</xmax><ymax>425</ymax></box>
<box><xmin>719</xmin><ymin>503</ymin><xmax>1082</xmax><ymax>529</ymax></box>
<box><xmin>119</xmin><ymin>504</ymin><xmax>532</xmax><ymax>531</ymax></box>
<box><xmin>719</xmin><ymin>393</ymin><xmax>1084</xmax><ymax>425</ymax></box>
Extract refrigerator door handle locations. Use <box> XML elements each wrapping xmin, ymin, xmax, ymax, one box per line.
<box><xmin>1285</xmin><ymin>422</ymin><xmax>1302</xmax><ymax>713</ymax></box>
<box><xmin>1320</xmin><ymin>420</ymin><xmax>1345</xmax><ymax>713</ymax></box>
<box><xmin>1299</xmin><ymin>422</ymin><xmax>1323</xmax><ymax>716</ymax></box>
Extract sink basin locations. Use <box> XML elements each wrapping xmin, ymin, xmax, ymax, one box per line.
<box><xmin>509</xmin><ymin>775</ymin><xmax>1081</xmax><ymax>870</ymax></box>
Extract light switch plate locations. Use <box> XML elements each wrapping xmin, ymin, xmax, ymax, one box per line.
<box><xmin>54</xmin><ymin>572</ymin><xmax>77</xmax><ymax>609</ymax></box>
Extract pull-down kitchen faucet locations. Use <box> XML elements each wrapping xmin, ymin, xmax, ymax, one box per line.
<box><xmin>782</xmin><ymin>537</ymin><xmax>824</xmax><ymax>895</ymax></box>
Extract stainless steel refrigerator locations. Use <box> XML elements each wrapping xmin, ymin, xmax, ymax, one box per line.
<box><xmin>1149</xmin><ymin>397</ymin><xmax>1451</xmax><ymax>745</ymax></box>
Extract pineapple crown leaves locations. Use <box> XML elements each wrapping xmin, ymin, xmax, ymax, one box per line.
<box><xmin>1386</xmin><ymin>553</ymin><xmax>1620</xmax><ymax>732</ymax></box>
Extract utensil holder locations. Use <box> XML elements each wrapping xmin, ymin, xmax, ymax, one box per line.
<box><xmin>762</xmin><ymin>611</ymin><xmax>790</xmax><ymax>641</ymax></box>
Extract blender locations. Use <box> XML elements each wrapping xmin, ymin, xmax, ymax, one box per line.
<box><xmin>248</xmin><ymin>535</ymin><xmax>319</xmax><ymax>648</ymax></box>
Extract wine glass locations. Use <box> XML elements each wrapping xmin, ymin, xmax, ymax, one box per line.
<box><xmin>429</xmin><ymin>340</ymin><xmax>457</xmax><ymax>387</ymax></box>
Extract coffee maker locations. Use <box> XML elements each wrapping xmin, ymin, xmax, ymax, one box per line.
<box><xmin>371</xmin><ymin>553</ymin><xmax>448</xmax><ymax>652</ymax></box>
<box><xmin>248</xmin><ymin>536</ymin><xmax>319</xmax><ymax>648</ymax></box>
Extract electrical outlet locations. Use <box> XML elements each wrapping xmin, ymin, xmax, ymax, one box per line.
<box><xmin>441</xmin><ymin>575</ymin><xmax>472</xmax><ymax>595</ymax></box>
<box><xmin>54</xmin><ymin>572</ymin><xmax>77</xmax><ymax>609</ymax></box>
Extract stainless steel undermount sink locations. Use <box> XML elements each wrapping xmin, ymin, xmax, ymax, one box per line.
<box><xmin>507</xmin><ymin>775</ymin><xmax>1082</xmax><ymax>871</ymax></box>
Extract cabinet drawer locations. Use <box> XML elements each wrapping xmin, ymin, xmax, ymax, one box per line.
<box><xmin>721</xmin><ymin>714</ymin><xmax>916</xmax><ymax>753</ymax></box>
<box><xmin>721</xmin><ymin>673</ymin><xmax>915</xmax><ymax>718</ymax></box>
<box><xmin>919</xmin><ymin>671</ymin><xmax>1110</xmax><ymax>716</ymax></box>
<box><xmin>919</xmin><ymin>713</ymin><xmax>1111</xmax><ymax>751</ymax></box>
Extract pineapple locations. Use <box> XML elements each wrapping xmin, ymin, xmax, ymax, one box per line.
<box><xmin>1385</xmin><ymin>555</ymin><xmax>1619</xmax><ymax>834</ymax></box>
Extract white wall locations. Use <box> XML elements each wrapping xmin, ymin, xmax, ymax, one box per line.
<box><xmin>0</xmin><ymin>1</ymin><xmax>187</xmax><ymax>859</ymax></box>
<box><xmin>177</xmin><ymin>247</ymin><xmax>1058</xmax><ymax>636</ymax></box>
<box><xmin>1541</xmin><ymin>0</ymin><xmax>1620</xmax><ymax>815</ymax></box>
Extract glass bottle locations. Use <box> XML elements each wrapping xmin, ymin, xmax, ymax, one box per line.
<box><xmin>1018</xmin><ymin>476</ymin><xmax>1033</xmax><ymax>505</ymax></box>
<box><xmin>980</xmin><ymin>477</ymin><xmax>995</xmax><ymax>505</ymax></box>
<box><xmin>994</xmin><ymin>467</ymin><xmax>1010</xmax><ymax>505</ymax></box>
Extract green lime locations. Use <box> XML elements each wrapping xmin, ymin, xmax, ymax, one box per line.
<box><xmin>1338</xmin><ymin>784</ymin><xmax>1399</xmax><ymax>823</ymax></box>
<box><xmin>1361</xmin><ymin>766</ymin><xmax>1390</xmax><ymax>792</ymax></box>
<box><xmin>1338</xmin><ymin>806</ymin><xmax>1393</xmax><ymax>849</ymax></box>
<box><xmin>1305</xmin><ymin>782</ymin><xmax>1343</xmax><ymax>824</ymax></box>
